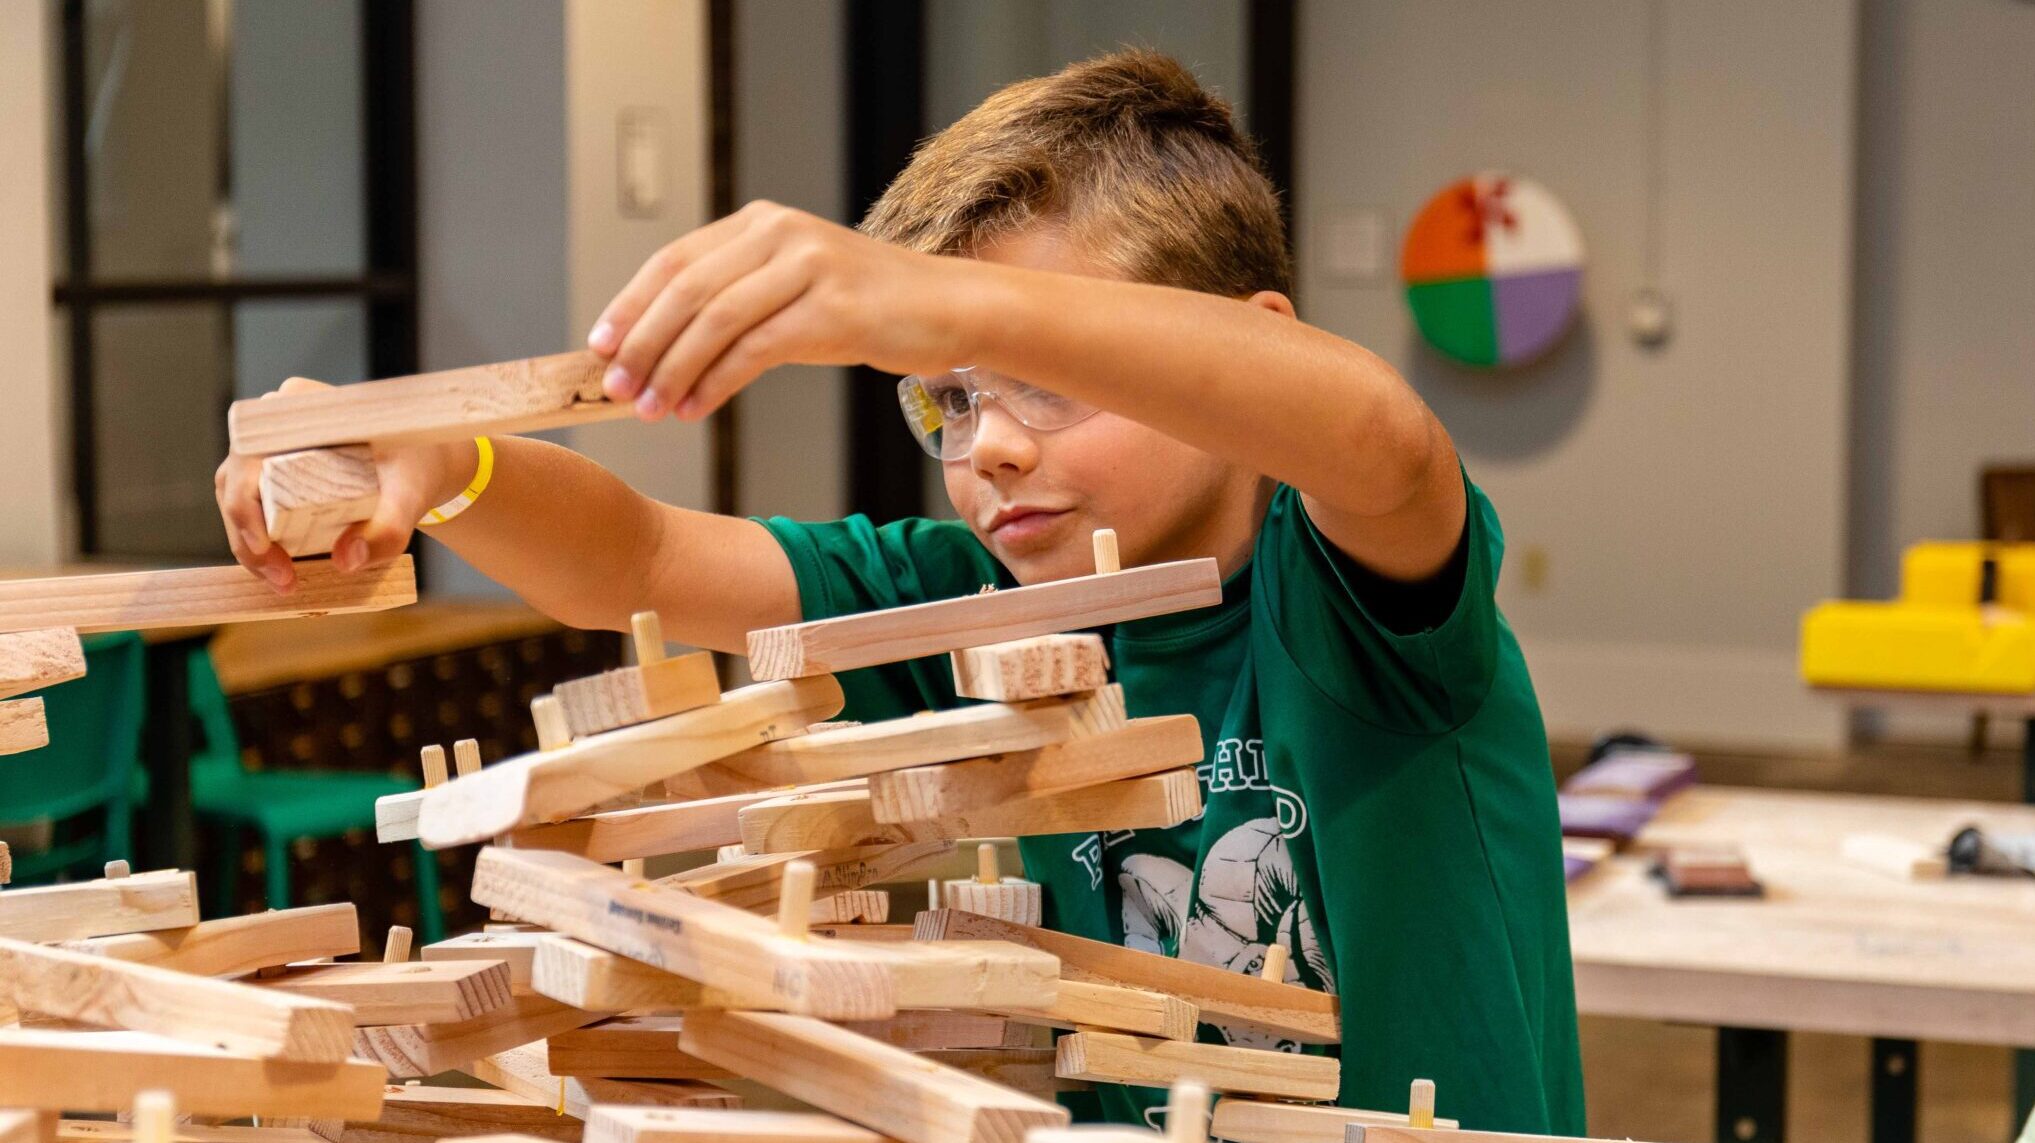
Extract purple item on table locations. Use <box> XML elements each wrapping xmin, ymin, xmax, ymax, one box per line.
<box><xmin>1558</xmin><ymin>793</ymin><xmax>1658</xmax><ymax>841</ymax></box>
<box><xmin>1562</xmin><ymin>750</ymin><xmax>1697</xmax><ymax>803</ymax></box>
<box><xmin>1562</xmin><ymin>853</ymin><xmax>1596</xmax><ymax>882</ymax></box>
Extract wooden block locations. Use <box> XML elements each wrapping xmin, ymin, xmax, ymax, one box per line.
<box><xmin>328</xmin><ymin>1085</ymin><xmax>580</xmax><ymax>1143</ymax></box>
<box><xmin>0</xmin><ymin>869</ymin><xmax>200</xmax><ymax>941</ymax></box>
<box><xmin>508</xmin><ymin>783</ymin><xmax>862</xmax><ymax>863</ymax></box>
<box><xmin>915</xmin><ymin>911</ymin><xmax>1337</xmax><ymax>1045</ymax></box>
<box><xmin>546</xmin><ymin>1016</ymin><xmax>730</xmax><ymax>1080</ymax></box>
<box><xmin>227</xmin><ymin>351</ymin><xmax>617</xmax><ymax>455</ymax></box>
<box><xmin>1840</xmin><ymin>833</ymin><xmax>1949</xmax><ymax>880</ymax></box>
<box><xmin>939</xmin><ymin>880</ymin><xmax>1041</xmax><ymax>927</ymax></box>
<box><xmin>1207</xmin><ymin>1098</ymin><xmax>1457</xmax><ymax>1143</ymax></box>
<box><xmin>746</xmin><ymin>560</ymin><xmax>1220</xmax><ymax>680</ymax></box>
<box><xmin>854</xmin><ymin>939</ymin><xmax>1060</xmax><ymax>1011</ymax></box>
<box><xmin>948</xmin><ymin>635</ymin><xmax>1108</xmax><ymax>703</ymax></box>
<box><xmin>420</xmin><ymin>931</ymin><xmax>547</xmax><ymax>993</ymax></box>
<box><xmin>531</xmin><ymin>936</ymin><xmax>720</xmax><ymax>1012</ymax></box>
<box><xmin>419</xmin><ymin>677</ymin><xmax>844</xmax><ymax>848</ymax></box>
<box><xmin>374</xmin><ymin>791</ymin><xmax>424</xmax><ymax>844</ymax></box>
<box><xmin>665</xmin><ymin>689</ymin><xmax>1128</xmax><ymax>799</ymax></box>
<box><xmin>0</xmin><ymin>937</ymin><xmax>353</xmax><ymax>1061</ymax></box>
<box><xmin>661</xmin><ymin>843</ymin><xmax>955</xmax><ymax>912</ymax></box>
<box><xmin>0</xmin><ymin>628</ymin><xmax>84</xmax><ymax>700</ymax></box>
<box><xmin>350</xmin><ymin>992</ymin><xmax>603</xmax><ymax>1079</ymax></box>
<box><xmin>915</xmin><ymin>1051</ymin><xmax>1087</xmax><ymax>1100</ymax></box>
<box><xmin>680</xmin><ymin>1010</ymin><xmax>1069</xmax><ymax>1143</ymax></box>
<box><xmin>868</xmin><ymin>716</ymin><xmax>1201</xmax><ymax>823</ymax></box>
<box><xmin>585</xmin><ymin>1107</ymin><xmax>887</xmax><ymax>1143</ymax></box>
<box><xmin>468</xmin><ymin>1042</ymin><xmax>739</xmax><ymax>1119</ymax></box>
<box><xmin>980</xmin><ymin>979</ymin><xmax>1197</xmax><ymax>1042</ymax></box>
<box><xmin>0</xmin><ymin>1029</ymin><xmax>385</xmax><ymax>1119</ymax></box>
<box><xmin>0</xmin><ymin>699</ymin><xmax>47</xmax><ymax>755</ymax></box>
<box><xmin>809</xmin><ymin>890</ymin><xmax>890</xmax><ymax>924</ymax></box>
<box><xmin>555</xmin><ymin>652</ymin><xmax>721</xmax><ymax>738</ymax></box>
<box><xmin>259</xmin><ymin>447</ymin><xmax>380</xmax><ymax>558</ymax></box>
<box><xmin>249</xmin><ymin>959</ymin><xmax>512</xmax><ymax>1025</ymax></box>
<box><xmin>0</xmin><ymin>559</ymin><xmax>416</xmax><ymax>636</ymax></box>
<box><xmin>835</xmin><ymin>1010</ymin><xmax>1035</xmax><ymax>1052</ymax></box>
<box><xmin>739</xmin><ymin>771</ymin><xmax>1202</xmax><ymax>854</ymax></box>
<box><xmin>1054</xmin><ymin>1032</ymin><xmax>1338</xmax><ymax>1101</ymax></box>
<box><xmin>471</xmin><ymin>847</ymin><xmax>896</xmax><ymax>1019</ymax></box>
<box><xmin>0</xmin><ymin>1111</ymin><xmax>36</xmax><ymax>1143</ymax></box>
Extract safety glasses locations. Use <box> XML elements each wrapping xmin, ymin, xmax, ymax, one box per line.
<box><xmin>895</xmin><ymin>367</ymin><xmax>1100</xmax><ymax>461</ymax></box>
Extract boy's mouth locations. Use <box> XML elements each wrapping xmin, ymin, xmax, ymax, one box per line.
<box><xmin>985</xmin><ymin>505</ymin><xmax>1072</xmax><ymax>546</ymax></box>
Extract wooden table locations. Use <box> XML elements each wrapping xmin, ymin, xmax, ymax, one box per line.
<box><xmin>1569</xmin><ymin>786</ymin><xmax>2035</xmax><ymax>1143</ymax></box>
<box><xmin>208</xmin><ymin>600</ymin><xmax>559</xmax><ymax>696</ymax></box>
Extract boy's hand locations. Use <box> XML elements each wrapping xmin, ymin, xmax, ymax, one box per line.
<box><xmin>587</xmin><ymin>201</ymin><xmax>973</xmax><ymax>420</ymax></box>
<box><xmin>214</xmin><ymin>378</ymin><xmax>473</xmax><ymax>592</ymax></box>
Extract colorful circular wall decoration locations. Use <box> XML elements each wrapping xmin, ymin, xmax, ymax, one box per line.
<box><xmin>1401</xmin><ymin>173</ymin><xmax>1585</xmax><ymax>368</ymax></box>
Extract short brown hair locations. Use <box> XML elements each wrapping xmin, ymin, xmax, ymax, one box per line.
<box><xmin>860</xmin><ymin>49</ymin><xmax>1290</xmax><ymax>298</ymax></box>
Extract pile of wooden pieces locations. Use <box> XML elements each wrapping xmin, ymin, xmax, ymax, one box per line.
<box><xmin>1556</xmin><ymin>749</ymin><xmax>1699</xmax><ymax>882</ymax></box>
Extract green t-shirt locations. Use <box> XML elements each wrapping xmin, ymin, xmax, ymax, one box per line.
<box><xmin>760</xmin><ymin>478</ymin><xmax>1584</xmax><ymax>1134</ymax></box>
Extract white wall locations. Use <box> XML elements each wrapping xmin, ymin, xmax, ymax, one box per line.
<box><xmin>0</xmin><ymin>1</ymin><xmax>63</xmax><ymax>564</ymax></box>
<box><xmin>1297</xmin><ymin>1</ymin><xmax>1859</xmax><ymax>750</ymax></box>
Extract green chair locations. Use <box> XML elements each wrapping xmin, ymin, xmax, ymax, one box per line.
<box><xmin>187</xmin><ymin>647</ymin><xmax>444</xmax><ymax>942</ymax></box>
<box><xmin>0</xmin><ymin>632</ymin><xmax>146</xmax><ymax>883</ymax></box>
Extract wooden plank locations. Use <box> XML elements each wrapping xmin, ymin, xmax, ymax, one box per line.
<box><xmin>978</xmin><ymin>979</ymin><xmax>1198</xmax><ymax>1041</ymax></box>
<box><xmin>848</xmin><ymin>939</ymin><xmax>1059</xmax><ymax>1011</ymax></box>
<box><xmin>680</xmin><ymin>1010</ymin><xmax>1068</xmax><ymax>1143</ymax></box>
<box><xmin>812</xmin><ymin>924</ymin><xmax>917</xmax><ymax>942</ymax></box>
<box><xmin>866</xmin><ymin>716</ymin><xmax>1201</xmax><ymax>822</ymax></box>
<box><xmin>531</xmin><ymin>937</ymin><xmax>723</xmax><ymax>1012</ymax></box>
<box><xmin>259</xmin><ymin>446</ymin><xmax>379</xmax><ymax>558</ymax></box>
<box><xmin>327</xmin><ymin>1085</ymin><xmax>580</xmax><ymax>1143</ymax></box>
<box><xmin>1053</xmin><ymin>1032</ymin><xmax>1338</xmax><ymax>1101</ymax></box>
<box><xmin>835</xmin><ymin>1011</ymin><xmax>1035</xmax><ymax>1052</ymax></box>
<box><xmin>555</xmin><ymin>652</ymin><xmax>721</xmax><ymax>738</ymax></box>
<box><xmin>508</xmin><ymin>783</ymin><xmax>861</xmax><ymax>863</ymax></box>
<box><xmin>658</xmin><ymin>842</ymin><xmax>953</xmax><ymax>911</ymax></box>
<box><xmin>664</xmin><ymin>688</ymin><xmax>1126</xmax><ymax>799</ymax></box>
<box><xmin>0</xmin><ymin>937</ymin><xmax>352</xmax><ymax>1061</ymax></box>
<box><xmin>739</xmin><ymin>771</ymin><xmax>1202</xmax><ymax>853</ymax></box>
<box><xmin>0</xmin><ymin>869</ymin><xmax>200</xmax><ymax>941</ymax></box>
<box><xmin>948</xmin><ymin>635</ymin><xmax>1108</xmax><ymax>703</ymax></box>
<box><xmin>0</xmin><ymin>699</ymin><xmax>47</xmax><ymax>755</ymax></box>
<box><xmin>56</xmin><ymin>1121</ymin><xmax>324</xmax><ymax>1143</ymax></box>
<box><xmin>374</xmin><ymin>790</ymin><xmax>424</xmax><ymax>843</ymax></box>
<box><xmin>914</xmin><ymin>1050</ymin><xmax>1087</xmax><ymax>1099</ymax></box>
<box><xmin>914</xmin><ymin>911</ymin><xmax>1338</xmax><ymax>1045</ymax></box>
<box><xmin>586</xmin><ymin>1107</ymin><xmax>887</xmax><ymax>1143</ymax></box>
<box><xmin>470</xmin><ymin>847</ymin><xmax>896</xmax><ymax>1019</ymax></box>
<box><xmin>547</xmin><ymin>1016</ymin><xmax>731</xmax><ymax>1080</ymax></box>
<box><xmin>350</xmin><ymin>992</ymin><xmax>603</xmax><ymax>1079</ymax></box>
<box><xmin>249</xmin><ymin>958</ymin><xmax>513</xmax><ymax>1025</ymax></box>
<box><xmin>421</xmin><ymin>931</ymin><xmax>547</xmax><ymax>994</ymax></box>
<box><xmin>746</xmin><ymin>560</ymin><xmax>1220</xmax><ymax>680</ymax></box>
<box><xmin>0</xmin><ymin>627</ymin><xmax>84</xmax><ymax>700</ymax></box>
<box><xmin>1207</xmin><ymin>1099</ymin><xmax>1457</xmax><ymax>1143</ymax></box>
<box><xmin>1350</xmin><ymin>1130</ymin><xmax>1639</xmax><ymax>1143</ymax></box>
<box><xmin>226</xmin><ymin>351</ymin><xmax>619</xmax><ymax>455</ymax></box>
<box><xmin>419</xmin><ymin>677</ymin><xmax>844</xmax><ymax>848</ymax></box>
<box><xmin>0</xmin><ymin>559</ymin><xmax>415</xmax><ymax>636</ymax></box>
<box><xmin>0</xmin><ymin>1029</ymin><xmax>385</xmax><ymax>1118</ymax></box>
<box><xmin>809</xmin><ymin>890</ymin><xmax>889</xmax><ymax>924</ymax></box>
<box><xmin>56</xmin><ymin>904</ymin><xmax>359</xmax><ymax>977</ymax></box>
<box><xmin>0</xmin><ymin>1111</ymin><xmax>32</xmax><ymax>1143</ymax></box>
<box><xmin>468</xmin><ymin>1042</ymin><xmax>739</xmax><ymax>1119</ymax></box>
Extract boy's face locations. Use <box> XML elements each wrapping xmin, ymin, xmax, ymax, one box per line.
<box><xmin>944</xmin><ymin>225</ymin><xmax>1271</xmax><ymax>585</ymax></box>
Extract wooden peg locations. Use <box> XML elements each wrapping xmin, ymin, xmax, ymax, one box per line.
<box><xmin>384</xmin><ymin>924</ymin><xmax>413</xmax><ymax>964</ymax></box>
<box><xmin>1409</xmin><ymin>1077</ymin><xmax>1436</xmax><ymax>1129</ymax></box>
<box><xmin>531</xmin><ymin>695</ymin><xmax>571</xmax><ymax>751</ymax></box>
<box><xmin>453</xmin><ymin>737</ymin><xmax>482</xmax><ymax>777</ymax></box>
<box><xmin>630</xmin><ymin>611</ymin><xmax>667</xmax><ymax>666</ymax></box>
<box><xmin>1260</xmin><ymin>941</ymin><xmax>1289</xmax><ymax>982</ymax></box>
<box><xmin>622</xmin><ymin>858</ymin><xmax>646</xmax><ymax>879</ymax></box>
<box><xmin>1092</xmin><ymin>529</ymin><xmax>1121</xmax><ymax>575</ymax></box>
<box><xmin>103</xmin><ymin>859</ymin><xmax>131</xmax><ymax>880</ymax></box>
<box><xmin>131</xmin><ymin>1090</ymin><xmax>175</xmax><ymax>1143</ymax></box>
<box><xmin>420</xmin><ymin>744</ymin><xmax>449</xmax><ymax>788</ymax></box>
<box><xmin>777</xmin><ymin>860</ymin><xmax>816</xmax><ymax>941</ymax></box>
<box><xmin>977</xmin><ymin>842</ymin><xmax>1001</xmax><ymax>886</ymax></box>
<box><xmin>928</xmin><ymin>878</ymin><xmax>942</xmax><ymax>910</ymax></box>
<box><xmin>1167</xmin><ymin>1079</ymin><xmax>1210</xmax><ymax>1143</ymax></box>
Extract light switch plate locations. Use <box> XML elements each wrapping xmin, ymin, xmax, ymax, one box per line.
<box><xmin>1321</xmin><ymin>207</ymin><xmax>1389</xmax><ymax>282</ymax></box>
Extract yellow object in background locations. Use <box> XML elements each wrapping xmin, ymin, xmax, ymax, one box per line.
<box><xmin>1801</xmin><ymin>541</ymin><xmax>2035</xmax><ymax>694</ymax></box>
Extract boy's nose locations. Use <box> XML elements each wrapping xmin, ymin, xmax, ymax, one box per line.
<box><xmin>967</xmin><ymin>398</ymin><xmax>1041</xmax><ymax>477</ymax></box>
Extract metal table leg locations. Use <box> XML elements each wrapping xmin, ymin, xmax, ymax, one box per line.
<box><xmin>136</xmin><ymin>636</ymin><xmax>201</xmax><ymax>872</ymax></box>
<box><xmin>1716</xmin><ymin>1027</ymin><xmax>1787</xmax><ymax>1143</ymax></box>
<box><xmin>1870</xmin><ymin>1038</ymin><xmax>1917</xmax><ymax>1143</ymax></box>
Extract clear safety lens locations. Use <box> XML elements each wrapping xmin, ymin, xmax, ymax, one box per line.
<box><xmin>895</xmin><ymin>369</ymin><xmax>1099</xmax><ymax>460</ymax></box>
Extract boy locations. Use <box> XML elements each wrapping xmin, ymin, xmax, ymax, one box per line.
<box><xmin>218</xmin><ymin>51</ymin><xmax>1583</xmax><ymax>1133</ymax></box>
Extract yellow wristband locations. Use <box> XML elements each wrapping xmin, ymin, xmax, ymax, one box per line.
<box><xmin>419</xmin><ymin>437</ymin><xmax>494</xmax><ymax>527</ymax></box>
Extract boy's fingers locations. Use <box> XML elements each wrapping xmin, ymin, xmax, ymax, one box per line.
<box><xmin>646</xmin><ymin>260</ymin><xmax>811</xmax><ymax>418</ymax></box>
<box><xmin>607</xmin><ymin>231</ymin><xmax>776</xmax><ymax>409</ymax></box>
<box><xmin>215</xmin><ymin>457</ymin><xmax>296</xmax><ymax>591</ymax></box>
<box><xmin>684</xmin><ymin>300</ymin><xmax>809</xmax><ymax>419</ymax></box>
<box><xmin>590</xmin><ymin>206</ymin><xmax>766</xmax><ymax>361</ymax></box>
<box><xmin>336</xmin><ymin>465</ymin><xmax>432</xmax><ymax>572</ymax></box>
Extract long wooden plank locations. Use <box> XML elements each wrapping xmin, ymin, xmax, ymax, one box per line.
<box><xmin>866</xmin><ymin>716</ymin><xmax>1202</xmax><ymax>822</ymax></box>
<box><xmin>0</xmin><ymin>936</ymin><xmax>353</xmax><ymax>1061</ymax></box>
<box><xmin>586</xmin><ymin>1107</ymin><xmax>888</xmax><ymax>1143</ymax></box>
<box><xmin>555</xmin><ymin>652</ymin><xmax>722</xmax><ymax>738</ymax></box>
<box><xmin>0</xmin><ymin>699</ymin><xmax>47</xmax><ymax>755</ymax></box>
<box><xmin>657</xmin><ymin>841</ymin><xmax>954</xmax><ymax>911</ymax></box>
<box><xmin>226</xmin><ymin>351</ymin><xmax>619</xmax><ymax>455</ymax></box>
<box><xmin>56</xmin><ymin>904</ymin><xmax>359</xmax><ymax>976</ymax></box>
<box><xmin>470</xmin><ymin>847</ymin><xmax>896</xmax><ymax>1019</ymax></box>
<box><xmin>1207</xmin><ymin>1099</ymin><xmax>1458</xmax><ymax>1143</ymax></box>
<box><xmin>0</xmin><ymin>869</ymin><xmax>200</xmax><ymax>941</ymax></box>
<box><xmin>1350</xmin><ymin>1130</ymin><xmax>1634</xmax><ymax>1143</ymax></box>
<box><xmin>1054</xmin><ymin>1031</ymin><xmax>1338</xmax><ymax>1101</ymax></box>
<box><xmin>328</xmin><ymin>1085</ymin><xmax>581</xmax><ymax>1143</ymax></box>
<box><xmin>844</xmin><ymin>940</ymin><xmax>1059</xmax><ymax>1011</ymax></box>
<box><xmin>836</xmin><ymin>1011</ymin><xmax>1036</xmax><ymax>1051</ymax></box>
<box><xmin>745</xmin><ymin>560</ymin><xmax>1220</xmax><ymax>680</ymax></box>
<box><xmin>915</xmin><ymin>1050</ymin><xmax>1087</xmax><ymax>1100</ymax></box>
<box><xmin>546</xmin><ymin>1016</ymin><xmax>731</xmax><ymax>1079</ymax></box>
<box><xmin>680</xmin><ymin>1010</ymin><xmax>1068</xmax><ymax>1143</ymax></box>
<box><xmin>738</xmin><ymin>770</ymin><xmax>1202</xmax><ymax>853</ymax></box>
<box><xmin>661</xmin><ymin>688</ymin><xmax>1126</xmax><ymax>799</ymax></box>
<box><xmin>350</xmin><ymin>992</ymin><xmax>603</xmax><ymax>1079</ymax></box>
<box><xmin>0</xmin><ymin>1029</ymin><xmax>385</xmax><ymax>1118</ymax></box>
<box><xmin>259</xmin><ymin>446</ymin><xmax>380</xmax><ymax>557</ymax></box>
<box><xmin>508</xmin><ymin>782</ymin><xmax>864</xmax><ymax>863</ymax></box>
<box><xmin>0</xmin><ymin>558</ymin><xmax>415</xmax><ymax>636</ymax></box>
<box><xmin>978</xmin><ymin>979</ymin><xmax>1198</xmax><ymax>1041</ymax></box>
<box><xmin>914</xmin><ymin>910</ymin><xmax>1338</xmax><ymax>1045</ymax></box>
<box><xmin>467</xmin><ymin>1042</ymin><xmax>739</xmax><ymax>1119</ymax></box>
<box><xmin>419</xmin><ymin>676</ymin><xmax>844</xmax><ymax>848</ymax></box>
<box><xmin>249</xmin><ymin>958</ymin><xmax>513</xmax><ymax>1025</ymax></box>
<box><xmin>948</xmin><ymin>634</ymin><xmax>1108</xmax><ymax>702</ymax></box>
<box><xmin>530</xmin><ymin>937</ymin><xmax>723</xmax><ymax>1012</ymax></box>
<box><xmin>0</xmin><ymin>627</ymin><xmax>84</xmax><ymax>699</ymax></box>
<box><xmin>421</xmin><ymin>931</ymin><xmax>546</xmax><ymax>993</ymax></box>
<box><xmin>57</xmin><ymin>1121</ymin><xmax>324</xmax><ymax>1143</ymax></box>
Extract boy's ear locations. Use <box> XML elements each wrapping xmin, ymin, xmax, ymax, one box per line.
<box><xmin>1248</xmin><ymin>290</ymin><xmax>1297</xmax><ymax>320</ymax></box>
